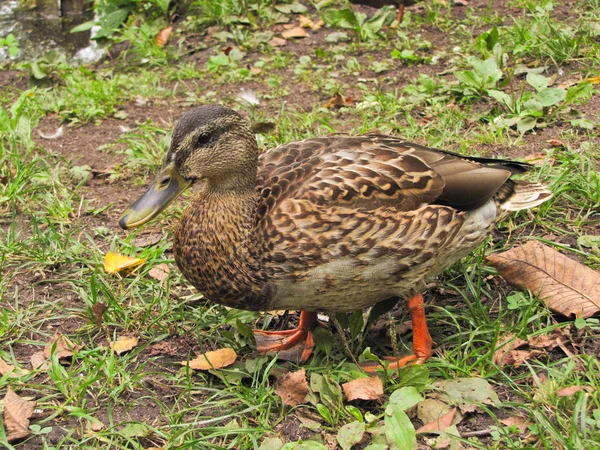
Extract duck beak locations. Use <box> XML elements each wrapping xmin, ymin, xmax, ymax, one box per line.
<box><xmin>119</xmin><ymin>163</ymin><xmax>192</xmax><ymax>230</ymax></box>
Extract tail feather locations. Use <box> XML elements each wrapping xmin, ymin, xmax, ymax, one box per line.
<box><xmin>501</xmin><ymin>180</ymin><xmax>553</xmax><ymax>211</ymax></box>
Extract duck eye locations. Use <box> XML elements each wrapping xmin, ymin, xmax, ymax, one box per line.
<box><xmin>195</xmin><ymin>132</ymin><xmax>211</xmax><ymax>147</ymax></box>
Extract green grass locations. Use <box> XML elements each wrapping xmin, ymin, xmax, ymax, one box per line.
<box><xmin>1</xmin><ymin>0</ymin><xmax>600</xmax><ymax>449</ymax></box>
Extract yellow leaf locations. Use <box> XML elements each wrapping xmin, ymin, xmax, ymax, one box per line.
<box><xmin>583</xmin><ymin>75</ymin><xmax>600</xmax><ymax>84</ymax></box>
<box><xmin>180</xmin><ymin>348</ymin><xmax>237</xmax><ymax>370</ymax></box>
<box><xmin>104</xmin><ymin>252</ymin><xmax>146</xmax><ymax>274</ymax></box>
<box><xmin>110</xmin><ymin>336</ymin><xmax>139</xmax><ymax>355</ymax></box>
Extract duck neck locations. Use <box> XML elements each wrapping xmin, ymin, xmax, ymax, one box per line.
<box><xmin>173</xmin><ymin>183</ymin><xmax>268</xmax><ymax>309</ymax></box>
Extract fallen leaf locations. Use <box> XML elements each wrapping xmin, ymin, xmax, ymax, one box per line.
<box><xmin>337</xmin><ymin>421</ymin><xmax>365</xmax><ymax>450</ymax></box>
<box><xmin>500</xmin><ymin>415</ymin><xmax>530</xmax><ymax>433</ymax></box>
<box><xmin>0</xmin><ymin>358</ymin><xmax>16</xmax><ymax>376</ymax></box>
<box><xmin>268</xmin><ymin>37</ymin><xmax>287</xmax><ymax>47</ymax></box>
<box><xmin>417</xmin><ymin>398</ymin><xmax>454</xmax><ymax>424</ymax></box>
<box><xmin>110</xmin><ymin>336</ymin><xmax>139</xmax><ymax>355</ymax></box>
<box><xmin>492</xmin><ymin>334</ymin><xmax>527</xmax><ymax>367</ymax></box>
<box><xmin>281</xmin><ymin>27</ymin><xmax>307</xmax><ymax>39</ymax></box>
<box><xmin>528</xmin><ymin>333</ymin><xmax>560</xmax><ymax>350</ymax></box>
<box><xmin>557</xmin><ymin>386</ymin><xmax>585</xmax><ymax>397</ymax></box>
<box><xmin>43</xmin><ymin>334</ymin><xmax>80</xmax><ymax>362</ymax></box>
<box><xmin>434</xmin><ymin>378</ymin><xmax>499</xmax><ymax>412</ymax></box>
<box><xmin>274</xmin><ymin>368</ymin><xmax>309</xmax><ymax>406</ymax></box>
<box><xmin>416</xmin><ymin>407</ymin><xmax>457</xmax><ymax>434</ymax></box>
<box><xmin>298</xmin><ymin>15</ymin><xmax>324</xmax><ymax>30</ymax></box>
<box><xmin>583</xmin><ymin>75</ymin><xmax>600</xmax><ymax>84</ymax></box>
<box><xmin>4</xmin><ymin>387</ymin><xmax>36</xmax><ymax>442</ymax></box>
<box><xmin>523</xmin><ymin>153</ymin><xmax>556</xmax><ymax>166</ymax></box>
<box><xmin>133</xmin><ymin>233</ymin><xmax>163</xmax><ymax>247</ymax></box>
<box><xmin>149</xmin><ymin>263</ymin><xmax>170</xmax><ymax>282</ymax></box>
<box><xmin>250</xmin><ymin>66</ymin><xmax>263</xmax><ymax>75</ymax></box>
<box><xmin>104</xmin><ymin>252</ymin><xmax>146</xmax><ymax>275</ymax></box>
<box><xmin>180</xmin><ymin>348</ymin><xmax>237</xmax><ymax>370</ymax></box>
<box><xmin>30</xmin><ymin>351</ymin><xmax>49</xmax><ymax>370</ymax></box>
<box><xmin>324</xmin><ymin>94</ymin><xmax>354</xmax><ymax>109</ymax></box>
<box><xmin>546</xmin><ymin>139</ymin><xmax>565</xmax><ymax>148</ymax></box>
<box><xmin>487</xmin><ymin>241</ymin><xmax>600</xmax><ymax>318</ymax></box>
<box><xmin>92</xmin><ymin>301</ymin><xmax>107</xmax><ymax>327</ymax></box>
<box><xmin>90</xmin><ymin>419</ymin><xmax>105</xmax><ymax>431</ymax></box>
<box><xmin>147</xmin><ymin>341</ymin><xmax>179</xmax><ymax>357</ymax></box>
<box><xmin>342</xmin><ymin>376</ymin><xmax>384</xmax><ymax>401</ymax></box>
<box><xmin>155</xmin><ymin>25</ymin><xmax>173</xmax><ymax>47</ymax></box>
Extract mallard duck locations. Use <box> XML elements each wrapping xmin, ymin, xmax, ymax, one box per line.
<box><xmin>120</xmin><ymin>105</ymin><xmax>551</xmax><ymax>368</ymax></box>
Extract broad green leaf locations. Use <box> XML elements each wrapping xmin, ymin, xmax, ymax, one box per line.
<box><xmin>470</xmin><ymin>57</ymin><xmax>502</xmax><ymax>86</ymax></box>
<box><xmin>313</xmin><ymin>327</ymin><xmax>334</xmax><ymax>356</ymax></box>
<box><xmin>488</xmin><ymin>89</ymin><xmax>512</xmax><ymax>108</ymax></box>
<box><xmin>389</xmin><ymin>386</ymin><xmax>424</xmax><ymax>411</ymax></box>
<box><xmin>395</xmin><ymin>365</ymin><xmax>429</xmax><ymax>389</ymax></box>
<box><xmin>120</xmin><ymin>423</ymin><xmax>148</xmax><ymax>438</ymax></box>
<box><xmin>316</xmin><ymin>403</ymin><xmax>334</xmax><ymax>425</ymax></box>
<box><xmin>454</xmin><ymin>70</ymin><xmax>479</xmax><ymax>89</ymax></box>
<box><xmin>385</xmin><ymin>403</ymin><xmax>417</xmax><ymax>450</ymax></box>
<box><xmin>565</xmin><ymin>82</ymin><xmax>593</xmax><ymax>104</ymax></box>
<box><xmin>535</xmin><ymin>88</ymin><xmax>566</xmax><ymax>107</ymax></box>
<box><xmin>70</xmin><ymin>21</ymin><xmax>95</xmax><ymax>33</ymax></box>
<box><xmin>571</xmin><ymin>118</ymin><xmax>594</xmax><ymax>129</ymax></box>
<box><xmin>281</xmin><ymin>442</ymin><xmax>327</xmax><ymax>450</ymax></box>
<box><xmin>259</xmin><ymin>437</ymin><xmax>284</xmax><ymax>450</ymax></box>
<box><xmin>517</xmin><ymin>116</ymin><xmax>538</xmax><ymax>133</ymax></box>
<box><xmin>526</xmin><ymin>72</ymin><xmax>550</xmax><ymax>91</ymax></box>
<box><xmin>337</xmin><ymin>421</ymin><xmax>365</xmax><ymax>450</ymax></box>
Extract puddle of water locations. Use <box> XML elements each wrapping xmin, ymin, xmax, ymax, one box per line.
<box><xmin>0</xmin><ymin>0</ymin><xmax>103</xmax><ymax>64</ymax></box>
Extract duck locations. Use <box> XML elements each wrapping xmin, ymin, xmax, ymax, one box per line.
<box><xmin>119</xmin><ymin>105</ymin><xmax>552</xmax><ymax>369</ymax></box>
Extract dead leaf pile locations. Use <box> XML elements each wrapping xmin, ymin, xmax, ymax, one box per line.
<box><xmin>274</xmin><ymin>368</ymin><xmax>309</xmax><ymax>406</ymax></box>
<box><xmin>487</xmin><ymin>241</ymin><xmax>600</xmax><ymax>318</ymax></box>
<box><xmin>3</xmin><ymin>387</ymin><xmax>36</xmax><ymax>443</ymax></box>
<box><xmin>180</xmin><ymin>348</ymin><xmax>237</xmax><ymax>371</ymax></box>
<box><xmin>493</xmin><ymin>329</ymin><xmax>578</xmax><ymax>368</ymax></box>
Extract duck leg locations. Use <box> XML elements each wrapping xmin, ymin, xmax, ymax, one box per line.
<box><xmin>362</xmin><ymin>293</ymin><xmax>432</xmax><ymax>373</ymax></box>
<box><xmin>397</xmin><ymin>1</ymin><xmax>406</xmax><ymax>24</ymax></box>
<box><xmin>253</xmin><ymin>311</ymin><xmax>318</xmax><ymax>363</ymax></box>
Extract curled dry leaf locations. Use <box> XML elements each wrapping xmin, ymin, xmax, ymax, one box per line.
<box><xmin>155</xmin><ymin>25</ymin><xmax>173</xmax><ymax>47</ymax></box>
<box><xmin>274</xmin><ymin>368</ymin><xmax>309</xmax><ymax>406</ymax></box>
<box><xmin>281</xmin><ymin>27</ymin><xmax>307</xmax><ymax>39</ymax></box>
<box><xmin>30</xmin><ymin>351</ymin><xmax>49</xmax><ymax>370</ymax></box>
<box><xmin>487</xmin><ymin>241</ymin><xmax>600</xmax><ymax>318</ymax></box>
<box><xmin>500</xmin><ymin>415</ymin><xmax>530</xmax><ymax>433</ymax></box>
<box><xmin>92</xmin><ymin>301</ymin><xmax>107</xmax><ymax>327</ymax></box>
<box><xmin>298</xmin><ymin>15</ymin><xmax>324</xmax><ymax>30</ymax></box>
<box><xmin>324</xmin><ymin>94</ymin><xmax>354</xmax><ymax>109</ymax></box>
<box><xmin>342</xmin><ymin>376</ymin><xmax>383</xmax><ymax>401</ymax></box>
<box><xmin>104</xmin><ymin>252</ymin><xmax>146</xmax><ymax>275</ymax></box>
<box><xmin>416</xmin><ymin>407</ymin><xmax>457</xmax><ymax>434</ymax></box>
<box><xmin>0</xmin><ymin>357</ymin><xmax>17</xmax><ymax>377</ymax></box>
<box><xmin>523</xmin><ymin>153</ymin><xmax>556</xmax><ymax>166</ymax></box>
<box><xmin>149</xmin><ymin>263</ymin><xmax>170</xmax><ymax>282</ymax></box>
<box><xmin>43</xmin><ymin>334</ymin><xmax>80</xmax><ymax>362</ymax></box>
<box><xmin>110</xmin><ymin>336</ymin><xmax>139</xmax><ymax>355</ymax></box>
<box><xmin>4</xmin><ymin>387</ymin><xmax>36</xmax><ymax>443</ymax></box>
<box><xmin>180</xmin><ymin>348</ymin><xmax>237</xmax><ymax>371</ymax></box>
<box><xmin>492</xmin><ymin>334</ymin><xmax>527</xmax><ymax>367</ymax></box>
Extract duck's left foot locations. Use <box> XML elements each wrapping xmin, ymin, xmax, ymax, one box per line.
<box><xmin>362</xmin><ymin>293</ymin><xmax>432</xmax><ymax>374</ymax></box>
<box><xmin>253</xmin><ymin>311</ymin><xmax>318</xmax><ymax>363</ymax></box>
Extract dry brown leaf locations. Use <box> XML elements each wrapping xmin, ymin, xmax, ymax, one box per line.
<box><xmin>546</xmin><ymin>139</ymin><xmax>565</xmax><ymax>148</ymax></box>
<box><xmin>492</xmin><ymin>334</ymin><xmax>527</xmax><ymax>367</ymax></box>
<box><xmin>149</xmin><ymin>263</ymin><xmax>170</xmax><ymax>282</ymax></box>
<box><xmin>416</xmin><ymin>408</ymin><xmax>457</xmax><ymax>434</ymax></box>
<box><xmin>250</xmin><ymin>66</ymin><xmax>263</xmax><ymax>75</ymax></box>
<box><xmin>110</xmin><ymin>336</ymin><xmax>139</xmax><ymax>355</ymax></box>
<box><xmin>274</xmin><ymin>368</ymin><xmax>309</xmax><ymax>406</ymax></box>
<box><xmin>0</xmin><ymin>358</ymin><xmax>16</xmax><ymax>377</ymax></box>
<box><xmin>298</xmin><ymin>15</ymin><xmax>324</xmax><ymax>30</ymax></box>
<box><xmin>281</xmin><ymin>27</ymin><xmax>307</xmax><ymax>39</ymax></box>
<box><xmin>342</xmin><ymin>376</ymin><xmax>384</xmax><ymax>401</ymax></box>
<box><xmin>528</xmin><ymin>333</ymin><xmax>559</xmax><ymax>350</ymax></box>
<box><xmin>90</xmin><ymin>419</ymin><xmax>105</xmax><ymax>431</ymax></box>
<box><xmin>557</xmin><ymin>386</ymin><xmax>585</xmax><ymax>397</ymax></box>
<box><xmin>30</xmin><ymin>351</ymin><xmax>49</xmax><ymax>370</ymax></box>
<box><xmin>4</xmin><ymin>387</ymin><xmax>36</xmax><ymax>443</ymax></box>
<box><xmin>523</xmin><ymin>153</ymin><xmax>556</xmax><ymax>166</ymax></box>
<box><xmin>147</xmin><ymin>341</ymin><xmax>180</xmax><ymax>357</ymax></box>
<box><xmin>104</xmin><ymin>252</ymin><xmax>146</xmax><ymax>275</ymax></box>
<box><xmin>180</xmin><ymin>348</ymin><xmax>237</xmax><ymax>370</ymax></box>
<box><xmin>155</xmin><ymin>25</ymin><xmax>173</xmax><ymax>47</ymax></box>
<box><xmin>268</xmin><ymin>37</ymin><xmax>287</xmax><ymax>47</ymax></box>
<box><xmin>500</xmin><ymin>416</ymin><xmax>530</xmax><ymax>433</ymax></box>
<box><xmin>92</xmin><ymin>301</ymin><xmax>107</xmax><ymax>327</ymax></box>
<box><xmin>487</xmin><ymin>241</ymin><xmax>600</xmax><ymax>318</ymax></box>
<box><xmin>134</xmin><ymin>233</ymin><xmax>163</xmax><ymax>247</ymax></box>
<box><xmin>324</xmin><ymin>94</ymin><xmax>354</xmax><ymax>109</ymax></box>
<box><xmin>43</xmin><ymin>334</ymin><xmax>80</xmax><ymax>362</ymax></box>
